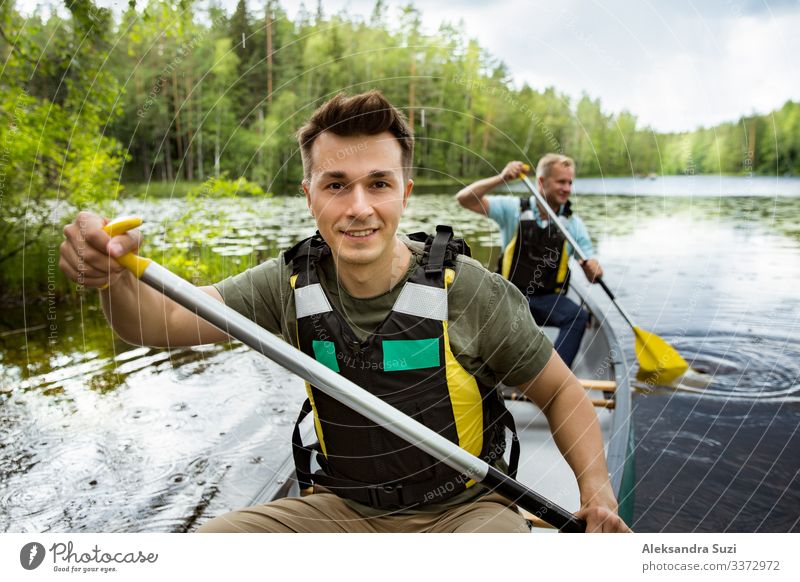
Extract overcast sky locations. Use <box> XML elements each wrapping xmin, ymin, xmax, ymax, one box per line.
<box><xmin>18</xmin><ymin>0</ymin><xmax>800</xmax><ymax>132</ymax></box>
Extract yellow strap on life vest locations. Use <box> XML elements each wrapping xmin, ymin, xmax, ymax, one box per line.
<box><xmin>500</xmin><ymin>235</ymin><xmax>517</xmax><ymax>280</ymax></box>
<box><xmin>555</xmin><ymin>239</ymin><xmax>570</xmax><ymax>287</ymax></box>
<box><xmin>443</xmin><ymin>269</ymin><xmax>481</xmax><ymax>488</ymax></box>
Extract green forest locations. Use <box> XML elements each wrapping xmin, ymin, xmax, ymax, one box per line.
<box><xmin>1</xmin><ymin>0</ymin><xmax>799</xmax><ymax>298</ymax></box>
<box><xmin>3</xmin><ymin>0</ymin><xmax>799</xmax><ymax>187</ymax></box>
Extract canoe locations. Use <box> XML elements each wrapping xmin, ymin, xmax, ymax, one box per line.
<box><xmin>217</xmin><ymin>279</ymin><xmax>634</xmax><ymax>532</ymax></box>
<box><xmin>502</xmin><ymin>282</ymin><xmax>635</xmax><ymax>529</ymax></box>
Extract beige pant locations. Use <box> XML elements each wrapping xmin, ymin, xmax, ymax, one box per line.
<box><xmin>197</xmin><ymin>492</ymin><xmax>529</xmax><ymax>533</ymax></box>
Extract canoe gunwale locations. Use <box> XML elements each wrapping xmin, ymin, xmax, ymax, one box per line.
<box><xmin>569</xmin><ymin>282</ymin><xmax>633</xmax><ymax>506</ymax></box>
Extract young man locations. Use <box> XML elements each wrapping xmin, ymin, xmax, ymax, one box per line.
<box><xmin>59</xmin><ymin>92</ymin><xmax>628</xmax><ymax>533</ymax></box>
<box><xmin>456</xmin><ymin>156</ymin><xmax>604</xmax><ymax>368</ymax></box>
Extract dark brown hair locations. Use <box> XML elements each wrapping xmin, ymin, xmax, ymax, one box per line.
<box><xmin>297</xmin><ymin>90</ymin><xmax>414</xmax><ymax>180</ymax></box>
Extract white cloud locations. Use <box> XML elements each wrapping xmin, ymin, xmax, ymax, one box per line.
<box><xmin>416</xmin><ymin>0</ymin><xmax>799</xmax><ymax>131</ymax></box>
<box><xmin>612</xmin><ymin>10</ymin><xmax>800</xmax><ymax>130</ymax></box>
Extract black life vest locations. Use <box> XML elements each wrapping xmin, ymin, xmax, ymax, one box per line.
<box><xmin>286</xmin><ymin>225</ymin><xmax>518</xmax><ymax>510</ymax></box>
<box><xmin>499</xmin><ymin>197</ymin><xmax>572</xmax><ymax>297</ymax></box>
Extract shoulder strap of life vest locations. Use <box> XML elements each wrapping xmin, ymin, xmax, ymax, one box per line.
<box><xmin>426</xmin><ymin>224</ymin><xmax>453</xmax><ymax>274</ymax></box>
<box><xmin>408</xmin><ymin>225</ymin><xmax>471</xmax><ymax>276</ymax></box>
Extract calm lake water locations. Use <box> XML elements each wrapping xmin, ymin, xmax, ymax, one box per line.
<box><xmin>1</xmin><ymin>175</ymin><xmax>798</xmax><ymax>532</ymax></box>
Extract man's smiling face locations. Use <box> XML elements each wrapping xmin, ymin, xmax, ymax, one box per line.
<box><xmin>540</xmin><ymin>163</ymin><xmax>574</xmax><ymax>208</ymax></box>
<box><xmin>303</xmin><ymin>131</ymin><xmax>412</xmax><ymax>268</ymax></box>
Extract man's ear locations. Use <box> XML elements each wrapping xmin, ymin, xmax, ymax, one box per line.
<box><xmin>302</xmin><ymin>179</ymin><xmax>313</xmax><ymax>215</ymax></box>
<box><xmin>402</xmin><ymin>179</ymin><xmax>414</xmax><ymax>209</ymax></box>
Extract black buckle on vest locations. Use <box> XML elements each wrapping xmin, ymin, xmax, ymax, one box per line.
<box><xmin>366</xmin><ymin>483</ymin><xmax>405</xmax><ymax>508</ymax></box>
<box><xmin>292</xmin><ymin>399</ymin><xmax>321</xmax><ymax>490</ymax></box>
<box><xmin>425</xmin><ymin>225</ymin><xmax>453</xmax><ymax>275</ymax></box>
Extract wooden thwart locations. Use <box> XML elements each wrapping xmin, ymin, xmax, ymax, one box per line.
<box><xmin>580</xmin><ymin>379</ymin><xmax>617</xmax><ymax>392</ymax></box>
<box><xmin>504</xmin><ymin>379</ymin><xmax>617</xmax><ymax>409</ymax></box>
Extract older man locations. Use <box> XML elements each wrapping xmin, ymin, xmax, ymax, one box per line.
<box><xmin>456</xmin><ymin>155</ymin><xmax>603</xmax><ymax>368</ymax></box>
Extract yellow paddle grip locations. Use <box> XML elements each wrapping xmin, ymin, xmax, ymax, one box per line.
<box><xmin>102</xmin><ymin>216</ymin><xmax>152</xmax><ymax>279</ymax></box>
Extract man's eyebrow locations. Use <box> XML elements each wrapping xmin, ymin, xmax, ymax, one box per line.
<box><xmin>318</xmin><ymin>170</ymin><xmax>347</xmax><ymax>180</ymax></box>
<box><xmin>317</xmin><ymin>169</ymin><xmax>397</xmax><ymax>181</ymax></box>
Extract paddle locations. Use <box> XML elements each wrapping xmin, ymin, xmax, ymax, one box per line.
<box><xmin>518</xmin><ymin>171</ymin><xmax>689</xmax><ymax>383</ymax></box>
<box><xmin>102</xmin><ymin>216</ymin><xmax>586</xmax><ymax>533</ymax></box>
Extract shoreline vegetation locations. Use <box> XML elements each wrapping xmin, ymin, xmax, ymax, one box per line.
<box><xmin>2</xmin><ymin>0</ymin><xmax>799</xmax><ymax>302</ymax></box>
<box><xmin>3</xmin><ymin>184</ymin><xmax>798</xmax><ymax>308</ymax></box>
<box><xmin>121</xmin><ymin>173</ymin><xmax>800</xmax><ymax>199</ymax></box>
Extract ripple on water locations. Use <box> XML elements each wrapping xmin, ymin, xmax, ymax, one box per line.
<box><xmin>634</xmin><ymin>334</ymin><xmax>800</xmax><ymax>401</ymax></box>
<box><xmin>0</xmin><ymin>483</ymin><xmax>62</xmax><ymax>523</ymax></box>
<box><xmin>121</xmin><ymin>406</ymin><xmax>160</xmax><ymax>424</ymax></box>
<box><xmin>641</xmin><ymin>431</ymin><xmax>724</xmax><ymax>464</ymax></box>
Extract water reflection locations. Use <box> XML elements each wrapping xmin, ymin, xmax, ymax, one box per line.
<box><xmin>0</xmin><ymin>308</ymin><xmax>305</xmax><ymax>532</ymax></box>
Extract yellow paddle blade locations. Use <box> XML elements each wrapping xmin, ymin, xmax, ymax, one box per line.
<box><xmin>633</xmin><ymin>326</ymin><xmax>689</xmax><ymax>379</ymax></box>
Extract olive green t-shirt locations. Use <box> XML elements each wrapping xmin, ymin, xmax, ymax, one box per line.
<box><xmin>213</xmin><ymin>235</ymin><xmax>553</xmax><ymax>514</ymax></box>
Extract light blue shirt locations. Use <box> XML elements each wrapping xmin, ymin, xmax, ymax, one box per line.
<box><xmin>486</xmin><ymin>195</ymin><xmax>595</xmax><ymax>258</ymax></box>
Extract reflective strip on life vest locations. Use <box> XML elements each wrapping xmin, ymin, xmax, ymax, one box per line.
<box><xmin>294</xmin><ymin>283</ymin><xmax>333</xmax><ymax>318</ymax></box>
<box><xmin>392</xmin><ymin>281</ymin><xmax>448</xmax><ymax>321</ymax></box>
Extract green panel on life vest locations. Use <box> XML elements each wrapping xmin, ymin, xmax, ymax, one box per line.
<box><xmin>312</xmin><ymin>340</ymin><xmax>340</xmax><ymax>372</ymax></box>
<box><xmin>383</xmin><ymin>338</ymin><xmax>440</xmax><ymax>372</ymax></box>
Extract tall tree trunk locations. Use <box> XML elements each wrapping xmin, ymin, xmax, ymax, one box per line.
<box><xmin>184</xmin><ymin>72</ymin><xmax>194</xmax><ymax>181</ymax></box>
<box><xmin>462</xmin><ymin>93</ymin><xmax>471</xmax><ymax>176</ymax></box>
<box><xmin>165</xmin><ymin>141</ymin><xmax>174</xmax><ymax>181</ymax></box>
<box><xmin>197</xmin><ymin>80</ymin><xmax>204</xmax><ymax>181</ymax></box>
<box><xmin>135</xmin><ymin>71</ymin><xmax>150</xmax><ymax>179</ymax></box>
<box><xmin>408</xmin><ymin>53</ymin><xmax>415</xmax><ymax>130</ymax></box>
<box><xmin>171</xmin><ymin>69</ymin><xmax>185</xmax><ymax>179</ymax></box>
<box><xmin>141</xmin><ymin>139</ymin><xmax>151</xmax><ymax>180</ymax></box>
<box><xmin>523</xmin><ymin>116</ymin><xmax>536</xmax><ymax>155</ymax></box>
<box><xmin>214</xmin><ymin>107</ymin><xmax>221</xmax><ymax>178</ymax></box>
<box><xmin>257</xmin><ymin>107</ymin><xmax>264</xmax><ymax>177</ymax></box>
<box><xmin>266</xmin><ymin>2</ymin><xmax>273</xmax><ymax>106</ymax></box>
